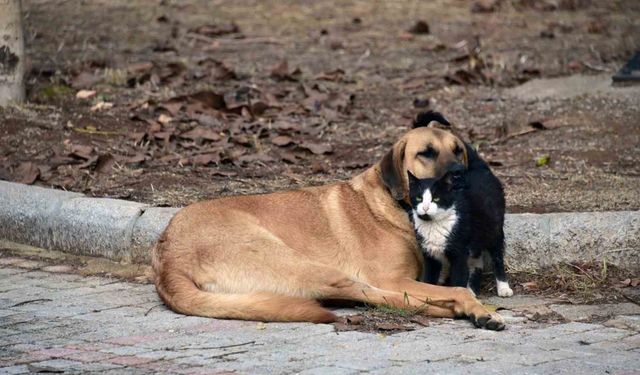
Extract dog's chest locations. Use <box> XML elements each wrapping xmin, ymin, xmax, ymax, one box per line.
<box><xmin>413</xmin><ymin>210</ymin><xmax>458</xmax><ymax>262</ymax></box>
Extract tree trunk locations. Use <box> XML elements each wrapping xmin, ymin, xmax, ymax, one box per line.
<box><xmin>0</xmin><ymin>0</ymin><xmax>25</xmax><ymax>106</ymax></box>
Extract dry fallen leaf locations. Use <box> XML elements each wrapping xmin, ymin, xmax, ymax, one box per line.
<box><xmin>521</xmin><ymin>281</ymin><xmax>539</xmax><ymax>291</ymax></box>
<box><xmin>123</xmin><ymin>153</ymin><xmax>146</xmax><ymax>165</ymax></box>
<box><xmin>76</xmin><ymin>90</ymin><xmax>96</xmax><ymax>99</ymax></box>
<box><xmin>471</xmin><ymin>0</ymin><xmax>499</xmax><ymax>13</ymax></box>
<box><xmin>192</xmin><ymin>153</ymin><xmax>221</xmax><ymax>165</ymax></box>
<box><xmin>535</xmin><ymin>155</ymin><xmax>550</xmax><ymax>167</ymax></box>
<box><xmin>15</xmin><ymin>162</ymin><xmax>40</xmax><ymax>185</ymax></box>
<box><xmin>179</xmin><ymin>127</ymin><xmax>221</xmax><ymax>142</ymax></box>
<box><xmin>71</xmin><ymin>71</ymin><xmax>102</xmax><ymax>89</ymax></box>
<box><xmin>279</xmin><ymin>151</ymin><xmax>298</xmax><ymax>164</ymax></box>
<box><xmin>409</xmin><ymin>315</ymin><xmax>431</xmax><ymax>327</ymax></box>
<box><xmin>408</xmin><ymin>20</ymin><xmax>430</xmax><ymax>34</ymax></box>
<box><xmin>69</xmin><ymin>145</ymin><xmax>95</xmax><ymax>160</ymax></box>
<box><xmin>90</xmin><ymin>101</ymin><xmax>114</xmax><ymax>112</ymax></box>
<box><xmin>271</xmin><ymin>136</ymin><xmax>294</xmax><ymax>147</ymax></box>
<box><xmin>190</xmin><ymin>22</ymin><xmax>240</xmax><ymax>37</ymax></box>
<box><xmin>95</xmin><ymin>154</ymin><xmax>116</xmax><ymax>174</ymax></box>
<box><xmin>238</xmin><ymin>153</ymin><xmax>276</xmax><ymax>164</ymax></box>
<box><xmin>158</xmin><ymin>114</ymin><xmax>173</xmax><ymax>125</ymax></box>
<box><xmin>300</xmin><ymin>142</ymin><xmax>333</xmax><ymax>155</ymax></box>
<box><xmin>346</xmin><ymin>315</ymin><xmax>365</xmax><ymax>325</ymax></box>
<box><xmin>270</xmin><ymin>59</ymin><xmax>301</xmax><ymax>81</ymax></box>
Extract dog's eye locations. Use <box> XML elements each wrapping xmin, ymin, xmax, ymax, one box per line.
<box><xmin>418</xmin><ymin>146</ymin><xmax>438</xmax><ymax>159</ymax></box>
<box><xmin>454</xmin><ymin>145</ymin><xmax>463</xmax><ymax>156</ymax></box>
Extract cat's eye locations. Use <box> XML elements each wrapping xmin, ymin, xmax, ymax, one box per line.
<box><xmin>433</xmin><ymin>197</ymin><xmax>440</xmax><ymax>203</ymax></box>
<box><xmin>416</xmin><ymin>197</ymin><xmax>422</xmax><ymax>202</ymax></box>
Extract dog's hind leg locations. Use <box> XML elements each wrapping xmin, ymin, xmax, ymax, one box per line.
<box><xmin>317</xmin><ymin>276</ymin><xmax>457</xmax><ymax>319</ymax></box>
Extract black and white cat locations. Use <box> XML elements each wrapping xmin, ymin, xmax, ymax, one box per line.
<box><xmin>408</xmin><ymin>112</ymin><xmax>513</xmax><ymax>297</ymax></box>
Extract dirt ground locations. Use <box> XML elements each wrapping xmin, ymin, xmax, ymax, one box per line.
<box><xmin>1</xmin><ymin>0</ymin><xmax>639</xmax><ymax>212</ymax></box>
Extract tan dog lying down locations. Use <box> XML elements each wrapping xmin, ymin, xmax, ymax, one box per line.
<box><xmin>153</xmin><ymin>126</ymin><xmax>505</xmax><ymax>330</ymax></box>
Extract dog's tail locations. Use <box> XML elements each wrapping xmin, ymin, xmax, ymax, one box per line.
<box><xmin>154</xmin><ymin>270</ymin><xmax>337</xmax><ymax>323</ymax></box>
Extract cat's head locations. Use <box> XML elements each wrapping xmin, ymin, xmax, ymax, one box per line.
<box><xmin>408</xmin><ymin>170</ymin><xmax>462</xmax><ymax>221</ymax></box>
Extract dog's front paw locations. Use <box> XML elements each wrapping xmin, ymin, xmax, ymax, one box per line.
<box><xmin>497</xmin><ymin>281</ymin><xmax>513</xmax><ymax>298</ymax></box>
<box><xmin>470</xmin><ymin>312</ymin><xmax>505</xmax><ymax>331</ymax></box>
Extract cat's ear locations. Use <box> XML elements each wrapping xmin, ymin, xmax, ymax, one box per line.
<box><xmin>407</xmin><ymin>170</ymin><xmax>419</xmax><ymax>184</ymax></box>
<box><xmin>412</xmin><ymin>111</ymin><xmax>451</xmax><ymax>129</ymax></box>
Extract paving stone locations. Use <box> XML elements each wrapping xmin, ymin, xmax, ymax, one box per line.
<box><xmin>588</xmin><ymin>333</ymin><xmax>640</xmax><ymax>351</ymax></box>
<box><xmin>1</xmin><ymin>265</ymin><xmax>639</xmax><ymax>374</ymax></box>
<box><xmin>40</xmin><ymin>265</ymin><xmax>75</xmax><ymax>273</ymax></box>
<box><xmin>539</xmin><ymin>327</ymin><xmax>634</xmax><ymax>351</ymax></box>
<box><xmin>528</xmin><ymin>358</ymin><xmax>636</xmax><ymax>374</ymax></box>
<box><xmin>550</xmin><ymin>303</ymin><xmax>640</xmax><ymax>322</ymax></box>
<box><xmin>0</xmin><ymin>364</ymin><xmax>30</xmax><ymax>375</ymax></box>
<box><xmin>26</xmin><ymin>358</ymin><xmax>123</xmax><ymax>372</ymax></box>
<box><xmin>603</xmin><ymin>315</ymin><xmax>640</xmax><ymax>332</ymax></box>
<box><xmin>298</xmin><ymin>366</ymin><xmax>359</xmax><ymax>375</ymax></box>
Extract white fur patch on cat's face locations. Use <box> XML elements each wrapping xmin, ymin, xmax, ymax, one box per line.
<box><xmin>415</xmin><ymin>189</ymin><xmax>432</xmax><ymax>216</ymax></box>
<box><xmin>416</xmin><ymin>189</ymin><xmax>442</xmax><ymax>218</ymax></box>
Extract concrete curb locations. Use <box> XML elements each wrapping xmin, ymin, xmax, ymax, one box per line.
<box><xmin>0</xmin><ymin>181</ymin><xmax>638</xmax><ymax>270</ymax></box>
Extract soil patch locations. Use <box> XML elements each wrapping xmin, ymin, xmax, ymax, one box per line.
<box><xmin>1</xmin><ymin>0</ymin><xmax>639</xmax><ymax>212</ymax></box>
<box><xmin>503</xmin><ymin>261</ymin><xmax>640</xmax><ymax>305</ymax></box>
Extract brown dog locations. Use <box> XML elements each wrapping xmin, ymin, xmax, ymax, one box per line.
<box><xmin>153</xmin><ymin>126</ymin><xmax>505</xmax><ymax>330</ymax></box>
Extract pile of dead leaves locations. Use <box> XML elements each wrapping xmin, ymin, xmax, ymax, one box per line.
<box><xmin>334</xmin><ymin>309</ymin><xmax>432</xmax><ymax>334</ymax></box>
<box><xmin>502</xmin><ymin>261</ymin><xmax>639</xmax><ymax>304</ymax></box>
<box><xmin>6</xmin><ymin>47</ymin><xmax>359</xmax><ymax>189</ymax></box>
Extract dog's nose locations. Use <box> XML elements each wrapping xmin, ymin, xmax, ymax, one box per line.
<box><xmin>448</xmin><ymin>163</ymin><xmax>465</xmax><ymax>176</ymax></box>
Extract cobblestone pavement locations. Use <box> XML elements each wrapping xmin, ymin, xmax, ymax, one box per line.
<box><xmin>1</xmin><ymin>264</ymin><xmax>639</xmax><ymax>375</ymax></box>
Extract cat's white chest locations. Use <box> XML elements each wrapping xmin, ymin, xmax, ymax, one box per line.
<box><xmin>413</xmin><ymin>208</ymin><xmax>458</xmax><ymax>263</ymax></box>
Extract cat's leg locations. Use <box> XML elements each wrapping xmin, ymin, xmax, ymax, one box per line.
<box><xmin>490</xmin><ymin>231</ymin><xmax>513</xmax><ymax>297</ymax></box>
<box><xmin>438</xmin><ymin>260</ymin><xmax>449</xmax><ymax>285</ymax></box>
<box><xmin>448</xmin><ymin>254</ymin><xmax>470</xmax><ymax>289</ymax></box>
<box><xmin>422</xmin><ymin>255</ymin><xmax>442</xmax><ymax>285</ymax></box>
<box><xmin>467</xmin><ymin>254</ymin><xmax>483</xmax><ymax>295</ymax></box>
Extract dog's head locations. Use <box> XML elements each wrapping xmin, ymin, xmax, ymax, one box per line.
<box><xmin>380</xmin><ymin>112</ymin><xmax>467</xmax><ymax>202</ymax></box>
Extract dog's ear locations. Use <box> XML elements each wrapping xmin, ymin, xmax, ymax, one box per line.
<box><xmin>412</xmin><ymin>111</ymin><xmax>451</xmax><ymax>129</ymax></box>
<box><xmin>380</xmin><ymin>139</ymin><xmax>407</xmax><ymax>201</ymax></box>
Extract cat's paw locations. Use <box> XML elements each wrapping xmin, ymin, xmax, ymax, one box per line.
<box><xmin>497</xmin><ymin>281</ymin><xmax>513</xmax><ymax>298</ymax></box>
